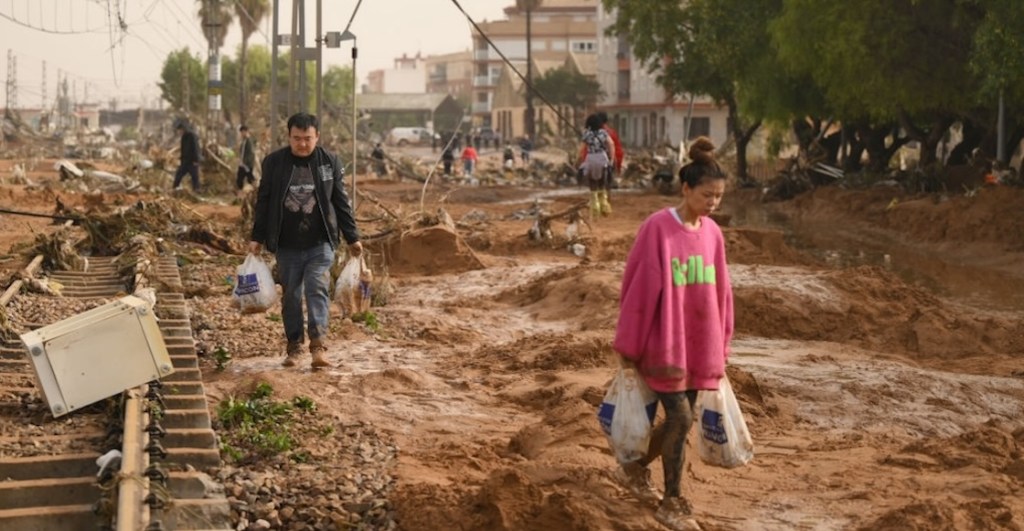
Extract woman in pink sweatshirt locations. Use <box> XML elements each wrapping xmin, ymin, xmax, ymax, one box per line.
<box><xmin>612</xmin><ymin>136</ymin><xmax>733</xmax><ymax>530</ymax></box>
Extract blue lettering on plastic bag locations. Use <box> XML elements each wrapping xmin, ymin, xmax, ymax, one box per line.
<box><xmin>597</xmin><ymin>400</ymin><xmax>658</xmax><ymax>436</ymax></box>
<box><xmin>701</xmin><ymin>409</ymin><xmax>727</xmax><ymax>445</ymax></box>
<box><xmin>234</xmin><ymin>273</ymin><xmax>261</xmax><ymax>296</ymax></box>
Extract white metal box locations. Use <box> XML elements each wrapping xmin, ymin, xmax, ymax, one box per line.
<box><xmin>19</xmin><ymin>295</ymin><xmax>175</xmax><ymax>418</ymax></box>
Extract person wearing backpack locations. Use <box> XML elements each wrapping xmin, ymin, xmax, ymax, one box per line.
<box><xmin>249</xmin><ymin>112</ymin><xmax>362</xmax><ymax>370</ymax></box>
<box><xmin>580</xmin><ymin>113</ymin><xmax>614</xmax><ymax>217</ymax></box>
<box><xmin>612</xmin><ymin>136</ymin><xmax>734</xmax><ymax>531</ymax></box>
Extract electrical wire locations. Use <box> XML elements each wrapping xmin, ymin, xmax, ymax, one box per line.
<box><xmin>343</xmin><ymin>0</ymin><xmax>365</xmax><ymax>33</ymax></box>
<box><xmin>0</xmin><ymin>6</ymin><xmax>107</xmax><ymax>34</ymax></box>
<box><xmin>448</xmin><ymin>0</ymin><xmax>582</xmax><ymax>138</ymax></box>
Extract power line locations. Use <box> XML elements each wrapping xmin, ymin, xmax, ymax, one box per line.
<box><xmin>447</xmin><ymin>0</ymin><xmax>580</xmax><ymax>137</ymax></box>
<box><xmin>0</xmin><ymin>5</ymin><xmax>107</xmax><ymax>34</ymax></box>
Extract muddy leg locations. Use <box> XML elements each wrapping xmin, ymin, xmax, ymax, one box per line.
<box><xmin>657</xmin><ymin>391</ymin><xmax>697</xmax><ymax>498</ymax></box>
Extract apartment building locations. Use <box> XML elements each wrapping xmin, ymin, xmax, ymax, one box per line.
<box><xmin>471</xmin><ymin>0</ymin><xmax>599</xmax><ymax>126</ymax></box>
<box><xmin>595</xmin><ymin>5</ymin><xmax>729</xmax><ymax>149</ymax></box>
<box><xmin>424</xmin><ymin>50</ymin><xmax>474</xmax><ymax>103</ymax></box>
<box><xmin>365</xmin><ymin>53</ymin><xmax>427</xmax><ymax>94</ymax></box>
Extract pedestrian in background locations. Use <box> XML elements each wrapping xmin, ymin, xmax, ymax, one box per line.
<box><xmin>249</xmin><ymin>112</ymin><xmax>362</xmax><ymax>370</ymax></box>
<box><xmin>236</xmin><ymin>125</ymin><xmax>256</xmax><ymax>191</ymax></box>
<box><xmin>461</xmin><ymin>144</ymin><xmax>478</xmax><ymax>179</ymax></box>
<box><xmin>519</xmin><ymin>135</ymin><xmax>533</xmax><ymax>165</ymax></box>
<box><xmin>173</xmin><ymin>119</ymin><xmax>202</xmax><ymax>192</ymax></box>
<box><xmin>580</xmin><ymin>113</ymin><xmax>614</xmax><ymax>217</ymax></box>
<box><xmin>442</xmin><ymin>145</ymin><xmax>455</xmax><ymax>176</ymax></box>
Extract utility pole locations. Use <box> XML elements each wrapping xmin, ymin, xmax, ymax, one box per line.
<box><xmin>41</xmin><ymin>60</ymin><xmax>46</xmax><ymax>111</ymax></box>
<box><xmin>272</xmin><ymin>0</ymin><xmax>332</xmax><ymax>143</ymax></box>
<box><xmin>206</xmin><ymin>0</ymin><xmax>224</xmax><ymax>142</ymax></box>
<box><xmin>524</xmin><ymin>4</ymin><xmax>535</xmax><ymax>139</ymax></box>
<box><xmin>5</xmin><ymin>50</ymin><xmax>18</xmax><ymax>117</ymax></box>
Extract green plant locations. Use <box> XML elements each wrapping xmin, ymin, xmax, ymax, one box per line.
<box><xmin>267</xmin><ymin>313</ymin><xmax>282</xmax><ymax>322</ymax></box>
<box><xmin>213</xmin><ymin>346</ymin><xmax>232</xmax><ymax>371</ymax></box>
<box><xmin>217</xmin><ymin>382</ymin><xmax>297</xmax><ymax>462</ymax></box>
<box><xmin>293</xmin><ymin>396</ymin><xmax>316</xmax><ymax>413</ymax></box>
<box><xmin>352</xmin><ymin>310</ymin><xmax>380</xmax><ymax>332</ymax></box>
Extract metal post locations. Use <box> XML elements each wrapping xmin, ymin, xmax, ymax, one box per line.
<box><xmin>997</xmin><ymin>89</ymin><xmax>1006</xmax><ymax>163</ymax></box>
<box><xmin>525</xmin><ymin>7</ymin><xmax>534</xmax><ymax>139</ymax></box>
<box><xmin>270</xmin><ymin>0</ymin><xmax>279</xmax><ymax>143</ymax></box>
<box><xmin>298</xmin><ymin>0</ymin><xmax>307</xmax><ymax>112</ymax></box>
<box><xmin>351</xmin><ymin>38</ymin><xmax>358</xmax><ymax>209</ymax></box>
<box><xmin>315</xmin><ymin>0</ymin><xmax>322</xmax><ymax>119</ymax></box>
<box><xmin>288</xmin><ymin>0</ymin><xmax>298</xmax><ymax>115</ymax></box>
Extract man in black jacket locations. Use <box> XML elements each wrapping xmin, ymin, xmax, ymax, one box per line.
<box><xmin>173</xmin><ymin>120</ymin><xmax>202</xmax><ymax>191</ymax></box>
<box><xmin>236</xmin><ymin>124</ymin><xmax>257</xmax><ymax>190</ymax></box>
<box><xmin>248</xmin><ymin>112</ymin><xmax>362</xmax><ymax>369</ymax></box>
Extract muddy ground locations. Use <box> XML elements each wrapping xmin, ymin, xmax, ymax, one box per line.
<box><xmin>1</xmin><ymin>152</ymin><xmax>1023</xmax><ymax>530</ymax></box>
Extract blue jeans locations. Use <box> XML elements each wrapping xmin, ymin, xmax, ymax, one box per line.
<box><xmin>275</xmin><ymin>242</ymin><xmax>334</xmax><ymax>344</ymax></box>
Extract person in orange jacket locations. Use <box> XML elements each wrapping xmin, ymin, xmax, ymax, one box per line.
<box><xmin>577</xmin><ymin>111</ymin><xmax>623</xmax><ymax>214</ymax></box>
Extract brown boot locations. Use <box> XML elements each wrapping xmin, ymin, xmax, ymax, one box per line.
<box><xmin>282</xmin><ymin>341</ymin><xmax>303</xmax><ymax>367</ymax></box>
<box><xmin>309</xmin><ymin>339</ymin><xmax>329</xmax><ymax>370</ymax></box>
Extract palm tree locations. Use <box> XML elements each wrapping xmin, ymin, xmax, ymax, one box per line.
<box><xmin>516</xmin><ymin>0</ymin><xmax>541</xmax><ymax>138</ymax></box>
<box><xmin>235</xmin><ymin>0</ymin><xmax>269</xmax><ymax>124</ymax></box>
<box><xmin>197</xmin><ymin>0</ymin><xmax>232</xmax><ymax>51</ymax></box>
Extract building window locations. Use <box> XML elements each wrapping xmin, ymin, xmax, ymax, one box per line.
<box><xmin>687</xmin><ymin>117</ymin><xmax>710</xmax><ymax>139</ymax></box>
<box><xmin>571</xmin><ymin>41</ymin><xmax>596</xmax><ymax>53</ymax></box>
<box><xmin>552</xmin><ymin>41</ymin><xmax>566</xmax><ymax>51</ymax></box>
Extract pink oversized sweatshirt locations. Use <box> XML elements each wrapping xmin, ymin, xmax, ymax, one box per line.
<box><xmin>613</xmin><ymin>208</ymin><xmax>734</xmax><ymax>392</ymax></box>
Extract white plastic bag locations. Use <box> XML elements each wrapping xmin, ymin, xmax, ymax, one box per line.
<box><xmin>334</xmin><ymin>256</ymin><xmax>372</xmax><ymax>316</ymax></box>
<box><xmin>232</xmin><ymin>254</ymin><xmax>278</xmax><ymax>314</ymax></box>
<box><xmin>696</xmin><ymin>376</ymin><xmax>754</xmax><ymax>468</ymax></box>
<box><xmin>597</xmin><ymin>368</ymin><xmax>658</xmax><ymax>464</ymax></box>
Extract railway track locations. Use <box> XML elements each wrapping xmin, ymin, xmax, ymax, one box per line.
<box><xmin>0</xmin><ymin>251</ymin><xmax>232</xmax><ymax>530</ymax></box>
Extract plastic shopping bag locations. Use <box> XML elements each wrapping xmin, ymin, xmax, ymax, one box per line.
<box><xmin>334</xmin><ymin>256</ymin><xmax>372</xmax><ymax>316</ymax></box>
<box><xmin>696</xmin><ymin>376</ymin><xmax>754</xmax><ymax>468</ymax></box>
<box><xmin>232</xmin><ymin>254</ymin><xmax>278</xmax><ymax>314</ymax></box>
<box><xmin>597</xmin><ymin>368</ymin><xmax>658</xmax><ymax>464</ymax></box>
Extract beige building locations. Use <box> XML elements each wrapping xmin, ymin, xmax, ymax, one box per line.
<box><xmin>365</xmin><ymin>53</ymin><xmax>427</xmax><ymax>94</ymax></box>
<box><xmin>472</xmin><ymin>0</ymin><xmax>599</xmax><ymax>125</ymax></box>
<box><xmin>491</xmin><ymin>52</ymin><xmax>597</xmax><ymax>142</ymax></box>
<box><xmin>595</xmin><ymin>4</ymin><xmax>729</xmax><ymax>149</ymax></box>
<box><xmin>424</xmin><ymin>50</ymin><xmax>473</xmax><ymax>103</ymax></box>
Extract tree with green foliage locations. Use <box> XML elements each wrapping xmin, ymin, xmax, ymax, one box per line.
<box><xmin>771</xmin><ymin>0</ymin><xmax>984</xmax><ymax>171</ymax></box>
<box><xmin>604</xmin><ymin>0</ymin><xmax>781</xmax><ymax>181</ymax></box>
<box><xmin>158</xmin><ymin>49</ymin><xmax>206</xmax><ymax>113</ymax></box>
<box><xmin>530</xmin><ymin>65</ymin><xmax>603</xmax><ymax>133</ymax></box>
<box><xmin>969</xmin><ymin>0</ymin><xmax>1024</xmax><ymax>165</ymax></box>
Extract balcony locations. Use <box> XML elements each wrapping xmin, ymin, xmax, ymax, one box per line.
<box><xmin>472</xmin><ymin>101</ymin><xmax>491</xmax><ymax>114</ymax></box>
<box><xmin>473</xmin><ymin>75</ymin><xmax>499</xmax><ymax>87</ymax></box>
<box><xmin>474</xmin><ymin>48</ymin><xmax>491</xmax><ymax>61</ymax></box>
<box><xmin>617</xmin><ymin>90</ymin><xmax>631</xmax><ymax>102</ymax></box>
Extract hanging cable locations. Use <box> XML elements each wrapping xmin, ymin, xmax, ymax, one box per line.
<box><xmin>0</xmin><ymin>8</ymin><xmax>106</xmax><ymax>34</ymax></box>
<box><xmin>448</xmin><ymin>0</ymin><xmax>582</xmax><ymax>138</ymax></box>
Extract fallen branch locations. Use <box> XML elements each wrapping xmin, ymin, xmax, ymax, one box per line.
<box><xmin>355</xmin><ymin>189</ymin><xmax>401</xmax><ymax>222</ymax></box>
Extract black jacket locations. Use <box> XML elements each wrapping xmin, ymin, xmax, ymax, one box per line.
<box><xmin>240</xmin><ymin>137</ymin><xmax>256</xmax><ymax>169</ymax></box>
<box><xmin>251</xmin><ymin>145</ymin><xmax>359</xmax><ymax>253</ymax></box>
<box><xmin>180</xmin><ymin>130</ymin><xmax>201</xmax><ymax>165</ymax></box>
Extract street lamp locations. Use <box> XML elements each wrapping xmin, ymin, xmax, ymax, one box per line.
<box><xmin>327</xmin><ymin>29</ymin><xmax>358</xmax><ymax>208</ymax></box>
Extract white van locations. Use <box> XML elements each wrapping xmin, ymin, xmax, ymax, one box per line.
<box><xmin>385</xmin><ymin>127</ymin><xmax>438</xmax><ymax>147</ymax></box>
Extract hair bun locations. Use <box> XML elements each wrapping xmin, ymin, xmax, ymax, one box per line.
<box><xmin>688</xmin><ymin>136</ymin><xmax>716</xmax><ymax>165</ymax></box>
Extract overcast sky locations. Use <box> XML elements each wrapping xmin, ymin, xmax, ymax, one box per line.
<box><xmin>0</xmin><ymin>0</ymin><xmax>507</xmax><ymax>109</ymax></box>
